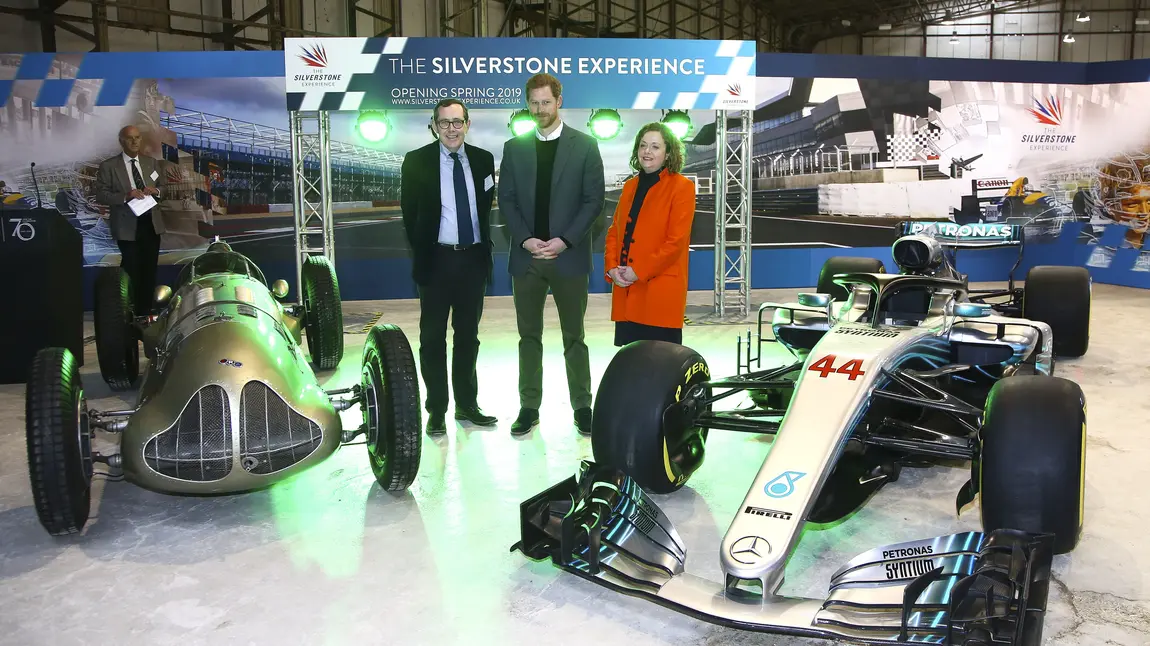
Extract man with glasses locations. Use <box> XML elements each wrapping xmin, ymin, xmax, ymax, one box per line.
<box><xmin>400</xmin><ymin>98</ymin><xmax>499</xmax><ymax>435</ymax></box>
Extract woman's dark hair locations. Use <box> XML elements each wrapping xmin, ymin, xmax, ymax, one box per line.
<box><xmin>628</xmin><ymin>122</ymin><xmax>685</xmax><ymax>174</ymax></box>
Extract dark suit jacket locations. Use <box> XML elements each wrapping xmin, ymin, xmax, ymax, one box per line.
<box><xmin>400</xmin><ymin>140</ymin><xmax>496</xmax><ymax>285</ymax></box>
<box><xmin>497</xmin><ymin>124</ymin><xmax>605</xmax><ymax>278</ymax></box>
<box><xmin>94</xmin><ymin>153</ymin><xmax>167</xmax><ymax>242</ymax></box>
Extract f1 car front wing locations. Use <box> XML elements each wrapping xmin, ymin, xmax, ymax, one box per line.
<box><xmin>512</xmin><ymin>461</ymin><xmax>1054</xmax><ymax>645</ymax></box>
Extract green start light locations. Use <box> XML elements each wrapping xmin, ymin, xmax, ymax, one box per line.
<box><xmin>588</xmin><ymin>109</ymin><xmax>623</xmax><ymax>140</ymax></box>
<box><xmin>356</xmin><ymin>111</ymin><xmax>391</xmax><ymax>142</ymax></box>
<box><xmin>661</xmin><ymin>110</ymin><xmax>693</xmax><ymax>140</ymax></box>
<box><xmin>508</xmin><ymin>109</ymin><xmax>536</xmax><ymax>136</ymax></box>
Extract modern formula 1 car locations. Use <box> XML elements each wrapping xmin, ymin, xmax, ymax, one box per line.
<box><xmin>25</xmin><ymin>241</ymin><xmax>422</xmax><ymax>536</ymax></box>
<box><xmin>513</xmin><ymin>222</ymin><xmax>1090</xmax><ymax>645</ymax></box>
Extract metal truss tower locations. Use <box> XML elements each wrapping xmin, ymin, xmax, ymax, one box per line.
<box><xmin>289</xmin><ymin>110</ymin><xmax>334</xmax><ymax>305</ymax></box>
<box><xmin>713</xmin><ymin>109</ymin><xmax>753</xmax><ymax>318</ymax></box>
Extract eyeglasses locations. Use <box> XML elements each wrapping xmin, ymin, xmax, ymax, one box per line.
<box><xmin>436</xmin><ymin>119</ymin><xmax>467</xmax><ymax>129</ymax></box>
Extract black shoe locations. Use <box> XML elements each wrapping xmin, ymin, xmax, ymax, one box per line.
<box><xmin>425</xmin><ymin>412</ymin><xmax>447</xmax><ymax>436</ymax></box>
<box><xmin>455</xmin><ymin>405</ymin><xmax>497</xmax><ymax>426</ymax></box>
<box><xmin>574</xmin><ymin>407</ymin><xmax>592</xmax><ymax>435</ymax></box>
<box><xmin>510</xmin><ymin>408</ymin><xmax>540</xmax><ymax>436</ymax></box>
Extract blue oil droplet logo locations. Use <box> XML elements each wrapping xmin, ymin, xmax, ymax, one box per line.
<box><xmin>764</xmin><ymin>471</ymin><xmax>806</xmax><ymax>498</ymax></box>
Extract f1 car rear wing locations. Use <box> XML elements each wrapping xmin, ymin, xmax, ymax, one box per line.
<box><xmin>897</xmin><ymin>221</ymin><xmax>1024</xmax><ymax>249</ymax></box>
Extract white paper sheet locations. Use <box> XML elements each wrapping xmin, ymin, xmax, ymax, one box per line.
<box><xmin>128</xmin><ymin>195</ymin><xmax>157</xmax><ymax>216</ymax></box>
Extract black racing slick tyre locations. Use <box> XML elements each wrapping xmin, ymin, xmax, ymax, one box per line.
<box><xmin>591</xmin><ymin>341</ymin><xmax>711</xmax><ymax>494</ymax></box>
<box><xmin>817</xmin><ymin>256</ymin><xmax>886</xmax><ymax>302</ymax></box>
<box><xmin>302</xmin><ymin>254</ymin><xmax>345</xmax><ymax>370</ymax></box>
<box><xmin>362</xmin><ymin>324</ymin><xmax>422</xmax><ymax>491</ymax></box>
<box><xmin>26</xmin><ymin>347</ymin><xmax>94</xmax><ymax>536</ymax></box>
<box><xmin>93</xmin><ymin>265</ymin><xmax>139</xmax><ymax>391</ymax></box>
<box><xmin>1023</xmin><ymin>265</ymin><xmax>1091</xmax><ymax>358</ymax></box>
<box><xmin>979</xmin><ymin>375</ymin><xmax>1086</xmax><ymax>555</ymax></box>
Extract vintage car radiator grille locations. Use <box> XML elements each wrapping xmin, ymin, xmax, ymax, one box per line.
<box><xmin>238</xmin><ymin>381</ymin><xmax>322</xmax><ymax>475</ymax></box>
<box><xmin>144</xmin><ymin>385</ymin><xmax>233</xmax><ymax>482</ymax></box>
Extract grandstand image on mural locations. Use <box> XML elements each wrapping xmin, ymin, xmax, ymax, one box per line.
<box><xmin>679</xmin><ymin>74</ymin><xmax>1150</xmax><ymax>253</ymax></box>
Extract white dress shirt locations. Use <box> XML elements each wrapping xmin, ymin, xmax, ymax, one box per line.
<box><xmin>438</xmin><ymin>143</ymin><xmax>480</xmax><ymax>245</ymax></box>
<box><xmin>121</xmin><ymin>152</ymin><xmax>147</xmax><ymax>190</ymax></box>
<box><xmin>535</xmin><ymin>120</ymin><xmax>564</xmax><ymax>141</ymax></box>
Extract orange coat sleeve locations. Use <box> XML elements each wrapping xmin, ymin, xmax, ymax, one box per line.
<box><xmin>628</xmin><ymin>177</ymin><xmax>696</xmax><ymax>283</ymax></box>
<box><xmin>603</xmin><ymin>187</ymin><xmax>628</xmax><ymax>281</ymax></box>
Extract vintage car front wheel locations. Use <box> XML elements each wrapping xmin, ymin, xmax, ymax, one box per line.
<box><xmin>302</xmin><ymin>254</ymin><xmax>345</xmax><ymax>370</ymax></box>
<box><xmin>93</xmin><ymin>266</ymin><xmax>139</xmax><ymax>391</ymax></box>
<box><xmin>591</xmin><ymin>340</ymin><xmax>711</xmax><ymax>494</ymax></box>
<box><xmin>361</xmin><ymin>323</ymin><xmax>422</xmax><ymax>491</ymax></box>
<box><xmin>25</xmin><ymin>347</ymin><xmax>94</xmax><ymax>536</ymax></box>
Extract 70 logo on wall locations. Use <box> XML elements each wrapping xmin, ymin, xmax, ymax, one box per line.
<box><xmin>807</xmin><ymin>354</ymin><xmax>867</xmax><ymax>381</ymax></box>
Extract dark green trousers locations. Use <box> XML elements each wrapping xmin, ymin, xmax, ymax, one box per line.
<box><xmin>512</xmin><ymin>258</ymin><xmax>592</xmax><ymax>411</ymax></box>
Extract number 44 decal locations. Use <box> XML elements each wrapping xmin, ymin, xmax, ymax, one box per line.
<box><xmin>808</xmin><ymin>354</ymin><xmax>866</xmax><ymax>381</ymax></box>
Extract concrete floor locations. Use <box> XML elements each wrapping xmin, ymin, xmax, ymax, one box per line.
<box><xmin>1</xmin><ymin>283</ymin><xmax>1148</xmax><ymax>646</ymax></box>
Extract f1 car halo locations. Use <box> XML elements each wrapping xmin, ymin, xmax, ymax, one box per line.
<box><xmin>513</xmin><ymin>221</ymin><xmax>1090</xmax><ymax>645</ymax></box>
<box><xmin>25</xmin><ymin>241</ymin><xmax>423</xmax><ymax>536</ymax></box>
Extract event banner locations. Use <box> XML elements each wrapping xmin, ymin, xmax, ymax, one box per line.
<box><xmin>282</xmin><ymin>37</ymin><xmax>757</xmax><ymax>112</ymax></box>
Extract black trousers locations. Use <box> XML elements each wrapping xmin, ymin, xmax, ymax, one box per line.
<box><xmin>417</xmin><ymin>244</ymin><xmax>489</xmax><ymax>414</ymax></box>
<box><xmin>614</xmin><ymin>321</ymin><xmax>682</xmax><ymax>347</ymax></box>
<box><xmin>116</xmin><ymin>212</ymin><xmax>161</xmax><ymax>315</ymax></box>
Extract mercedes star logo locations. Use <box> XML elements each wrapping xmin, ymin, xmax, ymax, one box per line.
<box><xmin>729</xmin><ymin>535</ymin><xmax>771</xmax><ymax>566</ymax></box>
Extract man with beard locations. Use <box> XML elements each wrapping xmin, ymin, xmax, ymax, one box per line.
<box><xmin>497</xmin><ymin>73</ymin><xmax>606</xmax><ymax>436</ymax></box>
<box><xmin>401</xmin><ymin>98</ymin><xmax>499</xmax><ymax>435</ymax></box>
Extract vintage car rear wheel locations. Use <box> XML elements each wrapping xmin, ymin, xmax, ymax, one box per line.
<box><xmin>591</xmin><ymin>340</ymin><xmax>711</xmax><ymax>494</ymax></box>
<box><xmin>978</xmin><ymin>375</ymin><xmax>1085</xmax><ymax>554</ymax></box>
<box><xmin>816</xmin><ymin>256</ymin><xmax>886</xmax><ymax>302</ymax></box>
<box><xmin>302</xmin><ymin>255</ymin><xmax>345</xmax><ymax>370</ymax></box>
<box><xmin>93</xmin><ymin>266</ymin><xmax>139</xmax><ymax>391</ymax></box>
<box><xmin>1023</xmin><ymin>265</ymin><xmax>1091</xmax><ymax>358</ymax></box>
<box><xmin>25</xmin><ymin>347</ymin><xmax>94</xmax><ymax>536</ymax></box>
<box><xmin>362</xmin><ymin>323</ymin><xmax>422</xmax><ymax>491</ymax></box>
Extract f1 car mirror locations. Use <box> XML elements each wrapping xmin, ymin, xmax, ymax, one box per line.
<box><xmin>797</xmin><ymin>292</ymin><xmax>831</xmax><ymax>308</ymax></box>
<box><xmin>153</xmin><ymin>285</ymin><xmax>173</xmax><ymax>309</ymax></box>
<box><xmin>271</xmin><ymin>279</ymin><xmax>290</xmax><ymax>300</ymax></box>
<box><xmin>954</xmin><ymin>302</ymin><xmax>992</xmax><ymax>318</ymax></box>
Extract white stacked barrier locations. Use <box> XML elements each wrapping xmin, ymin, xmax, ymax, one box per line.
<box><xmin>819</xmin><ymin>179</ymin><xmax>969</xmax><ymax>219</ymax></box>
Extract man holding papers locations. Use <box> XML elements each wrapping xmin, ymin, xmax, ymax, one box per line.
<box><xmin>95</xmin><ymin>125</ymin><xmax>167</xmax><ymax>315</ymax></box>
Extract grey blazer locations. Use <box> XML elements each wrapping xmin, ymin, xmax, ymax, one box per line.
<box><xmin>497</xmin><ymin>123</ymin><xmax>605</xmax><ymax>278</ymax></box>
<box><xmin>94</xmin><ymin>153</ymin><xmax>167</xmax><ymax>242</ymax></box>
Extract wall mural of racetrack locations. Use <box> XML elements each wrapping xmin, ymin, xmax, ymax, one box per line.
<box><xmin>3</xmin><ymin>49</ymin><xmax>1150</xmax><ymax>302</ymax></box>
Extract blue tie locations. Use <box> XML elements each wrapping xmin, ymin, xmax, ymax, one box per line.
<box><xmin>451</xmin><ymin>152</ymin><xmax>474</xmax><ymax>246</ymax></box>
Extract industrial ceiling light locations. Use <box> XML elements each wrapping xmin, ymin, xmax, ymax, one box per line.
<box><xmin>1063</xmin><ymin>32</ymin><xmax>1076</xmax><ymax>43</ymax></box>
<box><xmin>942</xmin><ymin>9</ymin><xmax>954</xmax><ymax>25</ymax></box>
<box><xmin>950</xmin><ymin>30</ymin><xmax>960</xmax><ymax>43</ymax></box>
<box><xmin>508</xmin><ymin>109</ymin><xmax>535</xmax><ymax>136</ymax></box>
<box><xmin>1076</xmin><ymin>11</ymin><xmax>1090</xmax><ymax>22</ymax></box>
<box><xmin>587</xmin><ymin>109</ymin><xmax>623</xmax><ymax>140</ymax></box>
<box><xmin>356</xmin><ymin>111</ymin><xmax>391</xmax><ymax>142</ymax></box>
<box><xmin>660</xmin><ymin>110</ymin><xmax>694</xmax><ymax>140</ymax></box>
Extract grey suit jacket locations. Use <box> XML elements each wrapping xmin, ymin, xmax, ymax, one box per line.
<box><xmin>497</xmin><ymin>123</ymin><xmax>605</xmax><ymax>278</ymax></box>
<box><xmin>94</xmin><ymin>153</ymin><xmax>167</xmax><ymax>242</ymax></box>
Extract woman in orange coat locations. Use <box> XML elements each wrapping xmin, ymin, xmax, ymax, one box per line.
<box><xmin>604</xmin><ymin>122</ymin><xmax>697</xmax><ymax>347</ymax></box>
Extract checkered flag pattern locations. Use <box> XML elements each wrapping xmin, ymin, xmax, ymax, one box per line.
<box><xmin>630</xmin><ymin>40</ymin><xmax>756</xmax><ymax>110</ymax></box>
<box><xmin>887</xmin><ymin>130</ymin><xmax>942</xmax><ymax>163</ymax></box>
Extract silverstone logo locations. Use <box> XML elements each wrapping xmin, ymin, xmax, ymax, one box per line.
<box><xmin>908</xmin><ymin>222</ymin><xmax>1013</xmax><ymax>239</ymax></box>
<box><xmin>298</xmin><ymin>43</ymin><xmax>328</xmax><ymax>68</ymax></box>
<box><xmin>1028</xmin><ymin>95</ymin><xmax>1062</xmax><ymax>126</ymax></box>
<box><xmin>294</xmin><ymin>43</ymin><xmax>343</xmax><ymax>88</ymax></box>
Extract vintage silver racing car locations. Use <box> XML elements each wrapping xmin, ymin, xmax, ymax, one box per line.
<box><xmin>513</xmin><ymin>222</ymin><xmax>1089</xmax><ymax>645</ymax></box>
<box><xmin>25</xmin><ymin>241</ymin><xmax>423</xmax><ymax>536</ymax></box>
